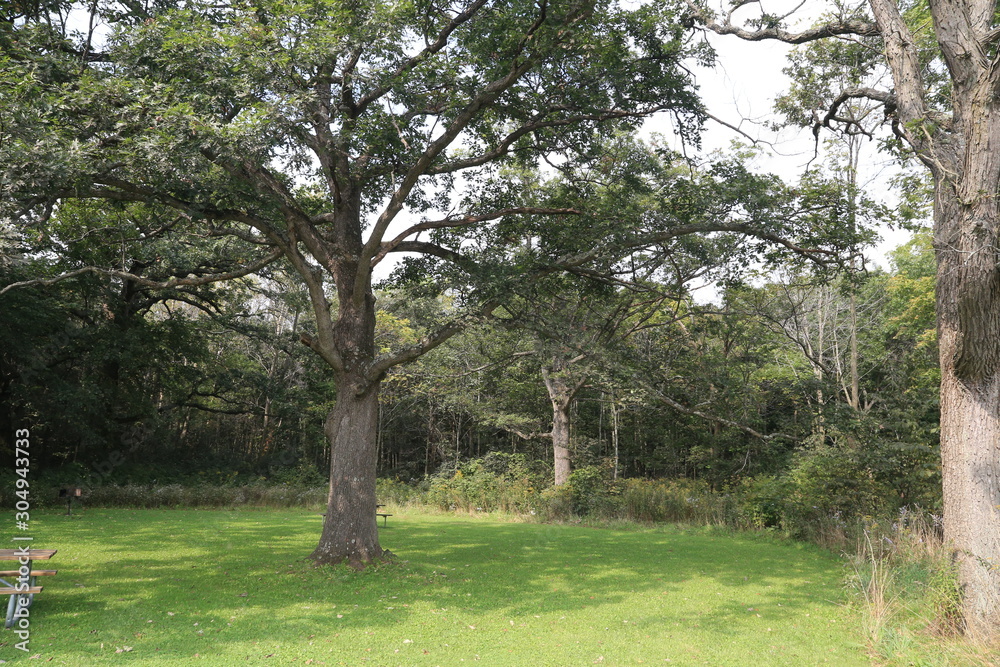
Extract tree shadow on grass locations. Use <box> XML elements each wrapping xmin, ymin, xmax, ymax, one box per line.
<box><xmin>23</xmin><ymin>509</ymin><xmax>862</xmax><ymax>664</ymax></box>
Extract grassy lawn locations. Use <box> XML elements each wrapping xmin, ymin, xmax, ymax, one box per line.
<box><xmin>1</xmin><ymin>508</ymin><xmax>866</xmax><ymax>665</ymax></box>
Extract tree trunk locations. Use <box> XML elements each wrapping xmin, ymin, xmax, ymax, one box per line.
<box><xmin>541</xmin><ymin>363</ymin><xmax>585</xmax><ymax>486</ymax></box>
<box><xmin>939</xmin><ymin>367</ymin><xmax>1000</xmax><ymax>633</ymax></box>
<box><xmin>310</xmin><ymin>378</ymin><xmax>385</xmax><ymax>567</ymax></box>
<box><xmin>305</xmin><ymin>200</ymin><xmax>388</xmax><ymax>567</ymax></box>
<box><xmin>552</xmin><ymin>399</ymin><xmax>572</xmax><ymax>486</ymax></box>
<box><xmin>864</xmin><ymin>0</ymin><xmax>1000</xmax><ymax>635</ymax></box>
<box><xmin>935</xmin><ymin>186</ymin><xmax>1000</xmax><ymax>635</ymax></box>
<box><xmin>691</xmin><ymin>0</ymin><xmax>1000</xmax><ymax>630</ymax></box>
<box><xmin>611</xmin><ymin>396</ymin><xmax>620</xmax><ymax>481</ymax></box>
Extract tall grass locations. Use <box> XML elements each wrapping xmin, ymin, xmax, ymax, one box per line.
<box><xmin>851</xmin><ymin>528</ymin><xmax>899</xmax><ymax>650</ymax></box>
<box><xmin>843</xmin><ymin>509</ymin><xmax>1000</xmax><ymax>665</ymax></box>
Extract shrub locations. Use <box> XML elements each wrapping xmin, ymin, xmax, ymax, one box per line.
<box><xmin>775</xmin><ymin>443</ymin><xmax>894</xmax><ymax>544</ymax></box>
<box><xmin>618</xmin><ymin>478</ymin><xmax>722</xmax><ymax>524</ymax></box>
<box><xmin>566</xmin><ymin>465</ymin><xmax>609</xmax><ymax>516</ymax></box>
<box><xmin>426</xmin><ymin>453</ymin><xmax>547</xmax><ymax>514</ymax></box>
<box><xmin>39</xmin><ymin>482</ymin><xmax>327</xmax><ymax>509</ymax></box>
<box><xmin>731</xmin><ymin>475</ymin><xmax>789</xmax><ymax>529</ymax></box>
<box><xmin>538</xmin><ymin>485</ymin><xmax>574</xmax><ymax>521</ymax></box>
<box><xmin>376</xmin><ymin>478</ymin><xmax>427</xmax><ymax>506</ymax></box>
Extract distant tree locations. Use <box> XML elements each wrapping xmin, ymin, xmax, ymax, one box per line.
<box><xmin>0</xmin><ymin>195</ymin><xmax>268</xmax><ymax>470</ymax></box>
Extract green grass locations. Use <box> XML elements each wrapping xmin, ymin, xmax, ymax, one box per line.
<box><xmin>2</xmin><ymin>508</ymin><xmax>867</xmax><ymax>665</ymax></box>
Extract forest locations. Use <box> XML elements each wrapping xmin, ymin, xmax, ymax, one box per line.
<box><xmin>2</xmin><ymin>0</ymin><xmax>999</xmax><ymax>641</ymax></box>
<box><xmin>2</xmin><ymin>225</ymin><xmax>940</xmax><ymax>518</ymax></box>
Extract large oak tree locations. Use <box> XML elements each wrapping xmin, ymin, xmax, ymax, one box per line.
<box><xmin>1</xmin><ymin>0</ymin><xmax>706</xmax><ymax>566</ymax></box>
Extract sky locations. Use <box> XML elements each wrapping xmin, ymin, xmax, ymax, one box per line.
<box><xmin>669</xmin><ymin>16</ymin><xmax>917</xmax><ymax>272</ymax></box>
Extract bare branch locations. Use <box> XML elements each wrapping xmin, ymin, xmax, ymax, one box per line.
<box><xmin>284</xmin><ymin>244</ymin><xmax>345</xmax><ymax>373</ymax></box>
<box><xmin>815</xmin><ymin>86</ymin><xmax>897</xmax><ymax>138</ymax></box>
<box><xmin>508</xmin><ymin>428</ymin><xmax>554</xmax><ymax>441</ymax></box>
<box><xmin>0</xmin><ymin>249</ymin><xmax>282</xmax><ymax>297</ymax></box>
<box><xmin>866</xmin><ymin>0</ymin><xmax>931</xmax><ymax>145</ymax></box>
<box><xmin>388</xmin><ymin>241</ymin><xmax>479</xmax><ymax>272</ymax></box>
<box><xmin>683</xmin><ymin>0</ymin><xmax>879</xmax><ymax>44</ymax></box>
<box><xmin>703</xmin><ymin>111</ymin><xmax>776</xmax><ymax>147</ymax></box>
<box><xmin>650</xmin><ymin>387</ymin><xmax>795</xmax><ymax>441</ymax></box>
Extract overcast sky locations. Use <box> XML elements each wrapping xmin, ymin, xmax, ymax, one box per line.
<box><xmin>669</xmin><ymin>21</ymin><xmax>917</xmax><ymax>272</ymax></box>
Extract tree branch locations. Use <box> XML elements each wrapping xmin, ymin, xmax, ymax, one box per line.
<box><xmin>353</xmin><ymin>0</ymin><xmax>492</xmax><ymax>114</ymax></box>
<box><xmin>816</xmin><ymin>87</ymin><xmax>897</xmax><ymax>138</ymax></box>
<box><xmin>0</xmin><ymin>249</ymin><xmax>283</xmax><ymax>297</ymax></box>
<box><xmin>366</xmin><ymin>301</ymin><xmax>501</xmax><ymax>382</ymax></box>
<box><xmin>866</xmin><ymin>0</ymin><xmax>934</xmax><ymax>154</ymax></box>
<box><xmin>553</xmin><ymin>220</ymin><xmax>841</xmax><ymax>273</ymax></box>
<box><xmin>683</xmin><ymin>1</ymin><xmax>880</xmax><ymax>43</ymax></box>
<box><xmin>372</xmin><ymin>207</ymin><xmax>578</xmax><ymax>267</ymax></box>
<box><xmin>650</xmin><ymin>387</ymin><xmax>795</xmax><ymax>441</ymax></box>
<box><xmin>388</xmin><ymin>241</ymin><xmax>480</xmax><ymax>273</ymax></box>
<box><xmin>354</xmin><ymin>3</ymin><xmax>568</xmax><ymax>301</ymax></box>
<box><xmin>425</xmin><ymin>107</ymin><xmax>673</xmax><ymax>176</ymax></box>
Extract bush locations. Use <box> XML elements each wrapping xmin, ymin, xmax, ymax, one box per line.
<box><xmin>376</xmin><ymin>478</ymin><xmax>427</xmax><ymax>506</ymax></box>
<box><xmin>566</xmin><ymin>465</ymin><xmax>610</xmax><ymax>516</ymax></box>
<box><xmin>538</xmin><ymin>485</ymin><xmax>574</xmax><ymax>521</ymax></box>
<box><xmin>33</xmin><ymin>482</ymin><xmax>327</xmax><ymax>509</ymax></box>
<box><xmin>619</xmin><ymin>478</ymin><xmax>723</xmax><ymax>524</ymax></box>
<box><xmin>427</xmin><ymin>453</ymin><xmax>547</xmax><ymax>514</ymax></box>
<box><xmin>731</xmin><ymin>475</ymin><xmax>790</xmax><ymax>530</ymax></box>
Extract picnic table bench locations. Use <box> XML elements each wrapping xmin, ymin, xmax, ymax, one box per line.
<box><xmin>376</xmin><ymin>504</ymin><xmax>393</xmax><ymax>526</ymax></box>
<box><xmin>321</xmin><ymin>505</ymin><xmax>393</xmax><ymax>526</ymax></box>
<box><xmin>0</xmin><ymin>549</ymin><xmax>57</xmax><ymax>629</ymax></box>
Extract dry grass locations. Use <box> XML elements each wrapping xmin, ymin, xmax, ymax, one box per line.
<box><xmin>847</xmin><ymin>508</ymin><xmax>1000</xmax><ymax>665</ymax></box>
<box><xmin>852</xmin><ymin>528</ymin><xmax>899</xmax><ymax>650</ymax></box>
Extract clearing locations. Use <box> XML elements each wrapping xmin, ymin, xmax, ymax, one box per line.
<box><xmin>4</xmin><ymin>508</ymin><xmax>865</xmax><ymax>665</ymax></box>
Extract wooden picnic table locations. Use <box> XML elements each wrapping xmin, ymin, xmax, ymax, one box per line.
<box><xmin>0</xmin><ymin>549</ymin><xmax>57</xmax><ymax>629</ymax></box>
<box><xmin>376</xmin><ymin>504</ymin><xmax>392</xmax><ymax>526</ymax></box>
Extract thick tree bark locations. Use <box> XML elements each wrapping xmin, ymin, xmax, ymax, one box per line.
<box><xmin>310</xmin><ymin>379</ymin><xmax>385</xmax><ymax>567</ymax></box>
<box><xmin>938</xmin><ymin>360</ymin><xmax>1000</xmax><ymax>633</ymax></box>
<box><xmin>687</xmin><ymin>0</ymin><xmax>1000</xmax><ymax>632</ymax></box>
<box><xmin>924</xmin><ymin>0</ymin><xmax>1000</xmax><ymax>633</ymax></box>
<box><xmin>303</xmin><ymin>200</ymin><xmax>391</xmax><ymax>567</ymax></box>
<box><xmin>934</xmin><ymin>177</ymin><xmax>1000</xmax><ymax>635</ymax></box>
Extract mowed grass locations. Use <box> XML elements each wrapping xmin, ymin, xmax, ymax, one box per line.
<box><xmin>2</xmin><ymin>508</ymin><xmax>867</xmax><ymax>665</ymax></box>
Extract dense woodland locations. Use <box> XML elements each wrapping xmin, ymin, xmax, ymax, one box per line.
<box><xmin>2</xmin><ymin>225</ymin><xmax>939</xmax><ymax>510</ymax></box>
<box><xmin>3</xmin><ymin>0</ymin><xmax>1000</xmax><ymax>635</ymax></box>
